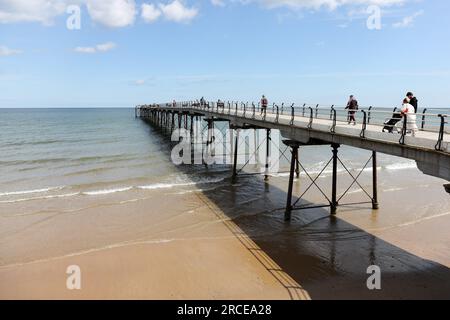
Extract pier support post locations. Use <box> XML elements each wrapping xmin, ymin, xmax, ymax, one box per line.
<box><xmin>171</xmin><ymin>112</ymin><xmax>175</xmax><ymax>132</ymax></box>
<box><xmin>372</xmin><ymin>151</ymin><xmax>379</xmax><ymax>210</ymax></box>
<box><xmin>232</xmin><ymin>129</ymin><xmax>239</xmax><ymax>183</ymax></box>
<box><xmin>331</xmin><ymin>143</ymin><xmax>340</xmax><ymax>215</ymax></box>
<box><xmin>285</xmin><ymin>141</ymin><xmax>300</xmax><ymax>221</ymax></box>
<box><xmin>264</xmin><ymin>129</ymin><xmax>271</xmax><ymax>181</ymax></box>
<box><xmin>295</xmin><ymin>148</ymin><xmax>300</xmax><ymax>178</ymax></box>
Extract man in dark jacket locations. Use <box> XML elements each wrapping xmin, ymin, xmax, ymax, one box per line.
<box><xmin>407</xmin><ymin>92</ymin><xmax>418</xmax><ymax>113</ymax></box>
<box><xmin>345</xmin><ymin>95</ymin><xmax>358</xmax><ymax>125</ymax></box>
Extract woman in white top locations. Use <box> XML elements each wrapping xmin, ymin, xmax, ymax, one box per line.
<box><xmin>400</xmin><ymin>97</ymin><xmax>418</xmax><ymax>137</ymax></box>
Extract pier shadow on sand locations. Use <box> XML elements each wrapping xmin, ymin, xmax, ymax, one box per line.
<box><xmin>143</xmin><ymin>119</ymin><xmax>450</xmax><ymax>300</ymax></box>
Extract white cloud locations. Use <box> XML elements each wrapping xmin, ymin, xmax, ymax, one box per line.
<box><xmin>216</xmin><ymin>0</ymin><xmax>407</xmax><ymax>11</ymax></box>
<box><xmin>0</xmin><ymin>45</ymin><xmax>22</xmax><ymax>56</ymax></box>
<box><xmin>0</xmin><ymin>0</ymin><xmax>69</xmax><ymax>25</ymax></box>
<box><xmin>159</xmin><ymin>0</ymin><xmax>198</xmax><ymax>23</ymax></box>
<box><xmin>74</xmin><ymin>42</ymin><xmax>117</xmax><ymax>54</ymax></box>
<box><xmin>211</xmin><ymin>0</ymin><xmax>226</xmax><ymax>6</ymax></box>
<box><xmin>393</xmin><ymin>10</ymin><xmax>423</xmax><ymax>28</ymax></box>
<box><xmin>86</xmin><ymin>0</ymin><xmax>136</xmax><ymax>27</ymax></box>
<box><xmin>142</xmin><ymin>3</ymin><xmax>161</xmax><ymax>23</ymax></box>
<box><xmin>134</xmin><ymin>79</ymin><xmax>146</xmax><ymax>85</ymax></box>
<box><xmin>0</xmin><ymin>0</ymin><xmax>137</xmax><ymax>27</ymax></box>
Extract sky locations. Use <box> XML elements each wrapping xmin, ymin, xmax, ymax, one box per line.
<box><xmin>0</xmin><ymin>0</ymin><xmax>449</xmax><ymax>108</ymax></box>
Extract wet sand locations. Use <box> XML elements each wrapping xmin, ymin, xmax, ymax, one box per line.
<box><xmin>1</xmin><ymin>164</ymin><xmax>450</xmax><ymax>299</ymax></box>
<box><xmin>0</xmin><ymin>188</ymin><xmax>308</xmax><ymax>300</ymax></box>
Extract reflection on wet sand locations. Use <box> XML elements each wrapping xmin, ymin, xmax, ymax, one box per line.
<box><xmin>199</xmin><ymin>172</ymin><xmax>450</xmax><ymax>299</ymax></box>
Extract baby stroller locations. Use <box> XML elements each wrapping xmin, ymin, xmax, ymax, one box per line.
<box><xmin>382</xmin><ymin>108</ymin><xmax>403</xmax><ymax>133</ymax></box>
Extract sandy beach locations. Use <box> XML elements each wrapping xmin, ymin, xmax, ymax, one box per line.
<box><xmin>1</xmin><ymin>166</ymin><xmax>449</xmax><ymax>299</ymax></box>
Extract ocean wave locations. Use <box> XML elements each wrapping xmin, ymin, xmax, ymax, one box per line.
<box><xmin>0</xmin><ymin>177</ymin><xmax>228</xmax><ymax>203</ymax></box>
<box><xmin>83</xmin><ymin>187</ymin><xmax>133</xmax><ymax>196</ymax></box>
<box><xmin>0</xmin><ymin>186</ymin><xmax>64</xmax><ymax>197</ymax></box>
<box><xmin>0</xmin><ymin>192</ymin><xmax>80</xmax><ymax>204</ymax></box>
<box><xmin>384</xmin><ymin>162</ymin><xmax>417</xmax><ymax>171</ymax></box>
<box><xmin>137</xmin><ymin>177</ymin><xmax>225</xmax><ymax>190</ymax></box>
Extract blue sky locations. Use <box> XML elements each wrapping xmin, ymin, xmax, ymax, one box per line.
<box><xmin>0</xmin><ymin>0</ymin><xmax>449</xmax><ymax>108</ymax></box>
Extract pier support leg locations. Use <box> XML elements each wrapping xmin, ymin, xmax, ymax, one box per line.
<box><xmin>295</xmin><ymin>148</ymin><xmax>300</xmax><ymax>178</ymax></box>
<box><xmin>264</xmin><ymin>129</ymin><xmax>271</xmax><ymax>181</ymax></box>
<box><xmin>285</xmin><ymin>143</ymin><xmax>300</xmax><ymax>221</ymax></box>
<box><xmin>331</xmin><ymin>143</ymin><xmax>340</xmax><ymax>215</ymax></box>
<box><xmin>171</xmin><ymin>112</ymin><xmax>175</xmax><ymax>132</ymax></box>
<box><xmin>232</xmin><ymin>129</ymin><xmax>239</xmax><ymax>183</ymax></box>
<box><xmin>372</xmin><ymin>151</ymin><xmax>379</xmax><ymax>210</ymax></box>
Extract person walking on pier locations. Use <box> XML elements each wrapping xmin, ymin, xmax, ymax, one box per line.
<box><xmin>260</xmin><ymin>95</ymin><xmax>268</xmax><ymax>115</ymax></box>
<box><xmin>406</xmin><ymin>92</ymin><xmax>418</xmax><ymax>113</ymax></box>
<box><xmin>345</xmin><ymin>95</ymin><xmax>358</xmax><ymax>125</ymax></box>
<box><xmin>400</xmin><ymin>97</ymin><xmax>418</xmax><ymax>137</ymax></box>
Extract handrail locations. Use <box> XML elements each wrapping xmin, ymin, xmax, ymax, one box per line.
<box><xmin>360</xmin><ymin>110</ymin><xmax>367</xmax><ymax>138</ymax></box>
<box><xmin>421</xmin><ymin>108</ymin><xmax>428</xmax><ymax>130</ymax></box>
<box><xmin>435</xmin><ymin>114</ymin><xmax>448</xmax><ymax>151</ymax></box>
<box><xmin>308</xmin><ymin>107</ymin><xmax>314</xmax><ymax>129</ymax></box>
<box><xmin>275</xmin><ymin>104</ymin><xmax>279</xmax><ymax>123</ymax></box>
<box><xmin>290</xmin><ymin>103</ymin><xmax>295</xmax><ymax>125</ymax></box>
<box><xmin>330</xmin><ymin>107</ymin><xmax>337</xmax><ymax>133</ymax></box>
<box><xmin>399</xmin><ymin>114</ymin><xmax>407</xmax><ymax>145</ymax></box>
<box><xmin>139</xmin><ymin>102</ymin><xmax>449</xmax><ymax>152</ymax></box>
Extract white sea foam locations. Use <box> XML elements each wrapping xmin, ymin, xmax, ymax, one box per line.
<box><xmin>83</xmin><ymin>187</ymin><xmax>132</xmax><ymax>196</ymax></box>
<box><xmin>385</xmin><ymin>162</ymin><xmax>417</xmax><ymax>171</ymax></box>
<box><xmin>0</xmin><ymin>186</ymin><xmax>64</xmax><ymax>197</ymax></box>
<box><xmin>0</xmin><ymin>192</ymin><xmax>80</xmax><ymax>204</ymax></box>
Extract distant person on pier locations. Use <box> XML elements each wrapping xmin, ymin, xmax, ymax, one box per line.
<box><xmin>172</xmin><ymin>100</ymin><xmax>176</xmax><ymax>107</ymax></box>
<box><xmin>200</xmin><ymin>97</ymin><xmax>206</xmax><ymax>108</ymax></box>
<box><xmin>260</xmin><ymin>95</ymin><xmax>268</xmax><ymax>115</ymax></box>
<box><xmin>406</xmin><ymin>92</ymin><xmax>418</xmax><ymax>113</ymax></box>
<box><xmin>400</xmin><ymin>97</ymin><xmax>418</xmax><ymax>137</ymax></box>
<box><xmin>345</xmin><ymin>95</ymin><xmax>359</xmax><ymax>125</ymax></box>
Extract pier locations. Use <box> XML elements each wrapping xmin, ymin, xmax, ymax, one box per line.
<box><xmin>136</xmin><ymin>101</ymin><xmax>450</xmax><ymax>220</ymax></box>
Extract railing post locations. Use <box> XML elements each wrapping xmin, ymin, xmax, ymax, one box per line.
<box><xmin>329</xmin><ymin>105</ymin><xmax>335</xmax><ymax>120</ymax></box>
<box><xmin>399</xmin><ymin>114</ymin><xmax>407</xmax><ymax>145</ymax></box>
<box><xmin>302</xmin><ymin>104</ymin><xmax>306</xmax><ymax>117</ymax></box>
<box><xmin>315</xmin><ymin>104</ymin><xmax>319</xmax><ymax>118</ymax></box>
<box><xmin>435</xmin><ymin>114</ymin><xmax>447</xmax><ymax>151</ymax></box>
<box><xmin>330</xmin><ymin>107</ymin><xmax>337</xmax><ymax>133</ymax></box>
<box><xmin>367</xmin><ymin>106</ymin><xmax>372</xmax><ymax>124</ymax></box>
<box><xmin>308</xmin><ymin>107</ymin><xmax>314</xmax><ymax>129</ymax></box>
<box><xmin>275</xmin><ymin>105</ymin><xmax>279</xmax><ymax>123</ymax></box>
<box><xmin>421</xmin><ymin>108</ymin><xmax>428</xmax><ymax>130</ymax></box>
<box><xmin>360</xmin><ymin>110</ymin><xmax>367</xmax><ymax>138</ymax></box>
<box><xmin>252</xmin><ymin>102</ymin><xmax>256</xmax><ymax>119</ymax></box>
<box><xmin>290</xmin><ymin>103</ymin><xmax>295</xmax><ymax>125</ymax></box>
